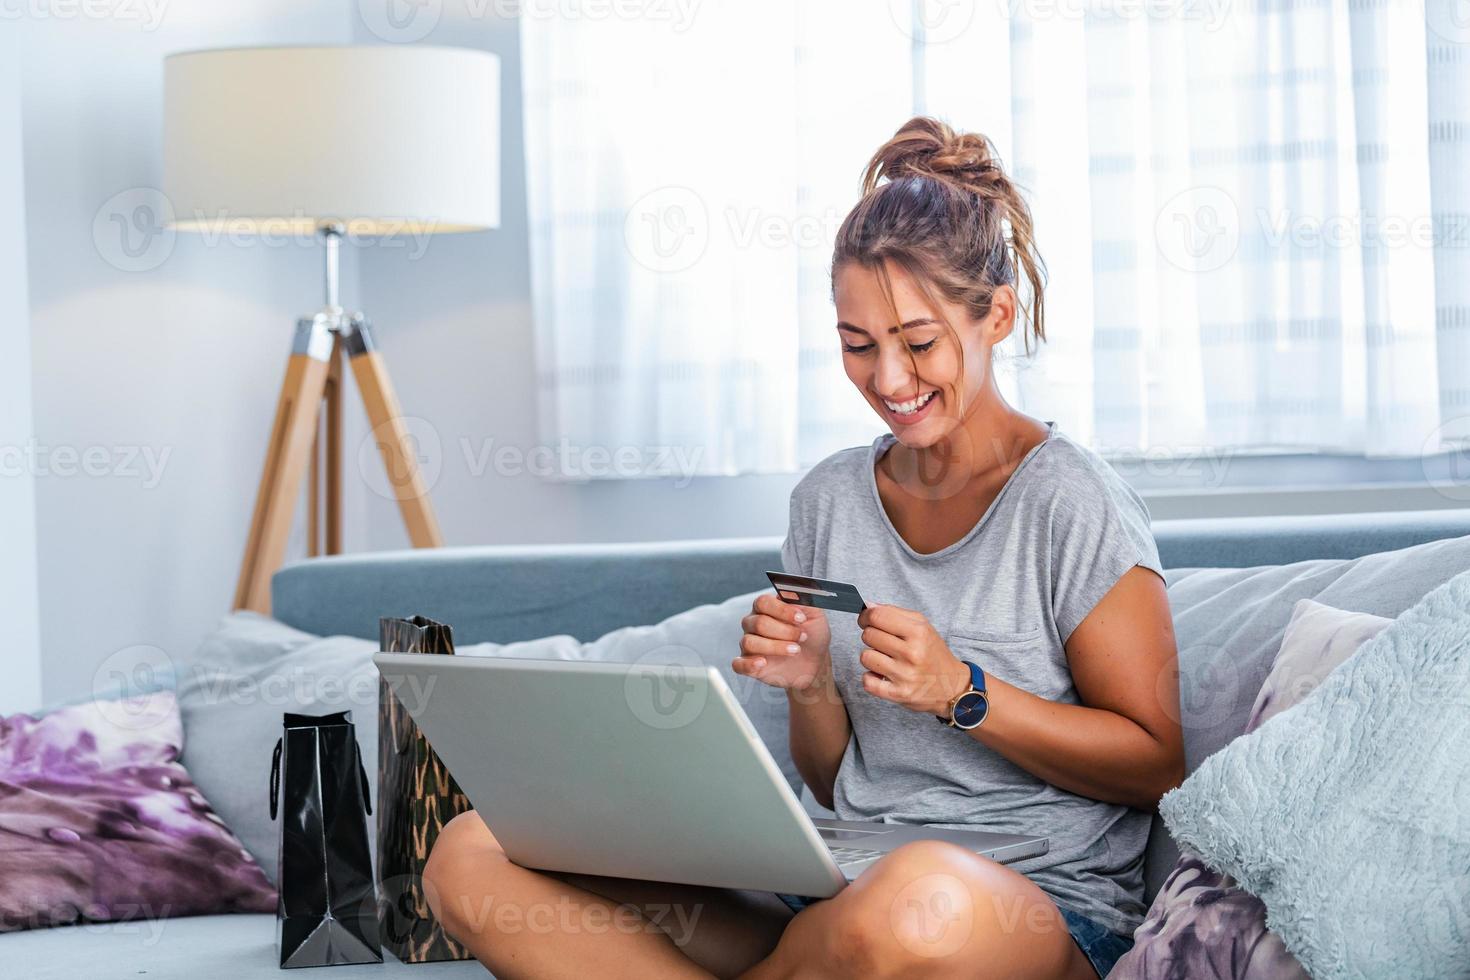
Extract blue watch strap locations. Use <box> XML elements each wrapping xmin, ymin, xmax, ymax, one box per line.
<box><xmin>965</xmin><ymin>660</ymin><xmax>986</xmax><ymax>695</ymax></box>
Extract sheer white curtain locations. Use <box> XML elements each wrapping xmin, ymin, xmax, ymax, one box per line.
<box><xmin>522</xmin><ymin>0</ymin><xmax>1469</xmax><ymax>476</ymax></box>
<box><xmin>520</xmin><ymin>1</ymin><xmax>800</xmax><ymax>477</ymax></box>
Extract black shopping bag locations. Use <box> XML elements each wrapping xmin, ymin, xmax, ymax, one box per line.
<box><xmin>270</xmin><ymin>710</ymin><xmax>383</xmax><ymax>969</ymax></box>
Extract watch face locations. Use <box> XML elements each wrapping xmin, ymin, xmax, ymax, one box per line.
<box><xmin>952</xmin><ymin>690</ymin><xmax>988</xmax><ymax>730</ymax></box>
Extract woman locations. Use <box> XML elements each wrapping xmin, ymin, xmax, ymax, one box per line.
<box><xmin>424</xmin><ymin>117</ymin><xmax>1184</xmax><ymax>980</ymax></box>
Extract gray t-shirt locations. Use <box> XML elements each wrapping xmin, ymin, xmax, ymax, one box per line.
<box><xmin>781</xmin><ymin>422</ymin><xmax>1164</xmax><ymax>936</ymax></box>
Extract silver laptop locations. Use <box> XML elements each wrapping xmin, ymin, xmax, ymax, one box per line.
<box><xmin>375</xmin><ymin>653</ymin><xmax>1048</xmax><ymax>898</ymax></box>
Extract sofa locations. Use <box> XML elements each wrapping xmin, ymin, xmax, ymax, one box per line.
<box><xmin>7</xmin><ymin>508</ymin><xmax>1469</xmax><ymax>979</ymax></box>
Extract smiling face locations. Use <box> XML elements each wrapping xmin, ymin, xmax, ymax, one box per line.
<box><xmin>834</xmin><ymin>259</ymin><xmax>1014</xmax><ymax>450</ymax></box>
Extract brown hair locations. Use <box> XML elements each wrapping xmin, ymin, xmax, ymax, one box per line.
<box><xmin>832</xmin><ymin>117</ymin><xmax>1047</xmax><ymax>415</ymax></box>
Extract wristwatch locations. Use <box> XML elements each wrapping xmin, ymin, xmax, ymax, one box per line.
<box><xmin>937</xmin><ymin>660</ymin><xmax>989</xmax><ymax>730</ymax></box>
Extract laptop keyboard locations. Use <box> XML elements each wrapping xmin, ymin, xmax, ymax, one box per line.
<box><xmin>827</xmin><ymin>845</ymin><xmax>882</xmax><ymax>870</ymax></box>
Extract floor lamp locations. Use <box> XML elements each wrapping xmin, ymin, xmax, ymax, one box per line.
<box><xmin>163</xmin><ymin>46</ymin><xmax>501</xmax><ymax>613</ymax></box>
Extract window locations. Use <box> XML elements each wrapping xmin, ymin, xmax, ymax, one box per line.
<box><xmin>522</xmin><ymin>1</ymin><xmax>1470</xmax><ymax>479</ymax></box>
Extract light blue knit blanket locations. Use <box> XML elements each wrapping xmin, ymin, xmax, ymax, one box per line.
<box><xmin>1159</xmin><ymin>568</ymin><xmax>1470</xmax><ymax>980</ymax></box>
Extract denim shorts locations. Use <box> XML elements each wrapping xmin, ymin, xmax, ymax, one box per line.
<box><xmin>774</xmin><ymin>894</ymin><xmax>1133</xmax><ymax>978</ymax></box>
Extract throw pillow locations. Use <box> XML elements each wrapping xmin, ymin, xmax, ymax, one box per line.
<box><xmin>0</xmin><ymin>691</ymin><xmax>276</xmax><ymax>932</ymax></box>
<box><xmin>1111</xmin><ymin>599</ymin><xmax>1390</xmax><ymax>979</ymax></box>
<box><xmin>1157</xmin><ymin>570</ymin><xmax>1470</xmax><ymax>979</ymax></box>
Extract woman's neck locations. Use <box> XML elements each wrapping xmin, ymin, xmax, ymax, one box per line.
<box><xmin>879</xmin><ymin>389</ymin><xmax>1047</xmax><ymax>497</ymax></box>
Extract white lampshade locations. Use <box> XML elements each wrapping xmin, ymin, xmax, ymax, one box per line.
<box><xmin>164</xmin><ymin>45</ymin><xmax>499</xmax><ymax>235</ymax></box>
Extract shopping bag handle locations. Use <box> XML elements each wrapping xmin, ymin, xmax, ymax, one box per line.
<box><xmin>269</xmin><ymin>736</ymin><xmax>282</xmax><ymax>821</ymax></box>
<box><xmin>357</xmin><ymin>743</ymin><xmax>373</xmax><ymax>817</ymax></box>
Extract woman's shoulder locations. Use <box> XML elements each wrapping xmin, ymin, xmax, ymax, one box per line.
<box><xmin>1027</xmin><ymin>428</ymin><xmax>1162</xmax><ymax>570</ymax></box>
<box><xmin>1029</xmin><ymin>431</ymin><xmax>1152</xmax><ymax>531</ymax></box>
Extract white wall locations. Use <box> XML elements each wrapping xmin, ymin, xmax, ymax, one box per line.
<box><xmin>0</xmin><ymin>32</ymin><xmax>43</xmax><ymax>715</ymax></box>
<box><xmin>17</xmin><ymin>3</ymin><xmax>369</xmax><ymax>704</ymax></box>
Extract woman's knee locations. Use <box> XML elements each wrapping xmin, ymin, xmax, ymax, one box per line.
<box><xmin>422</xmin><ymin>811</ymin><xmax>506</xmax><ymax>933</ymax></box>
<box><xmin>819</xmin><ymin>840</ymin><xmax>1073</xmax><ymax>977</ymax></box>
<box><xmin>821</xmin><ymin>841</ymin><xmax>980</xmax><ymax>969</ymax></box>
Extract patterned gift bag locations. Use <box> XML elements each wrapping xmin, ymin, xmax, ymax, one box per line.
<box><xmin>376</xmin><ymin>616</ymin><xmax>474</xmax><ymax>963</ymax></box>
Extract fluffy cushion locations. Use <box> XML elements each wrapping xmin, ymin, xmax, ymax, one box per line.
<box><xmin>1113</xmin><ymin>599</ymin><xmax>1391</xmax><ymax>978</ymax></box>
<box><xmin>179</xmin><ymin>594</ymin><xmax>789</xmax><ymax>883</ymax></box>
<box><xmin>1158</xmin><ymin>570</ymin><xmax>1470</xmax><ymax>979</ymax></box>
<box><xmin>0</xmin><ymin>691</ymin><xmax>275</xmax><ymax>932</ymax></box>
<box><xmin>1144</xmin><ymin>531</ymin><xmax>1470</xmax><ymax>898</ymax></box>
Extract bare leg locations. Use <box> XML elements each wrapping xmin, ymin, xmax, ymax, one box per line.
<box><xmin>740</xmin><ymin>840</ymin><xmax>1100</xmax><ymax>980</ymax></box>
<box><xmin>424</xmin><ymin>811</ymin><xmax>793</xmax><ymax>980</ymax></box>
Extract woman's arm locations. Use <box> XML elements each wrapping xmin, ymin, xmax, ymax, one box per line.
<box><xmin>734</xmin><ymin>594</ymin><xmax>852</xmax><ymax>810</ymax></box>
<box><xmin>857</xmin><ymin>566</ymin><xmax>1184</xmax><ymax>811</ymax></box>
<box><xmin>963</xmin><ymin>567</ymin><xmax>1184</xmax><ymax>810</ymax></box>
<box><xmin>786</xmin><ymin>666</ymin><xmax>852</xmax><ymax>810</ymax></box>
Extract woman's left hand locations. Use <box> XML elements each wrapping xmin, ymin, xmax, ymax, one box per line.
<box><xmin>856</xmin><ymin>604</ymin><xmax>973</xmax><ymax>717</ymax></box>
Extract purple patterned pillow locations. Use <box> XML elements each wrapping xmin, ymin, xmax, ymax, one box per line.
<box><xmin>1111</xmin><ymin>599</ymin><xmax>1391</xmax><ymax>979</ymax></box>
<box><xmin>0</xmin><ymin>691</ymin><xmax>276</xmax><ymax>932</ymax></box>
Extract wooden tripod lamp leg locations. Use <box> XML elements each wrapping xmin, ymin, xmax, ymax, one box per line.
<box><xmin>233</xmin><ymin>316</ymin><xmax>335</xmax><ymax>613</ymax></box>
<box><xmin>305</xmin><ymin>337</ymin><xmax>344</xmax><ymax>558</ymax></box>
<box><xmin>344</xmin><ymin>316</ymin><xmax>444</xmax><ymax>548</ymax></box>
<box><xmin>324</xmin><ymin>337</ymin><xmax>344</xmax><ymax>555</ymax></box>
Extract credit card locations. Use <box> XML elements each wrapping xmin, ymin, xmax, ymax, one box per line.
<box><xmin>765</xmin><ymin>571</ymin><xmax>867</xmax><ymax>613</ymax></box>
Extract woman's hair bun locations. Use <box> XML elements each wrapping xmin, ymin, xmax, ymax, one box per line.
<box><xmin>839</xmin><ymin>115</ymin><xmax>1047</xmax><ymax>355</ymax></box>
<box><xmin>862</xmin><ymin>116</ymin><xmax>1004</xmax><ymax>196</ymax></box>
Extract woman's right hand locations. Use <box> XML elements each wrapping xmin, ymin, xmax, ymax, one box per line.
<box><xmin>734</xmin><ymin>594</ymin><xmax>831</xmax><ymax>691</ymax></box>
